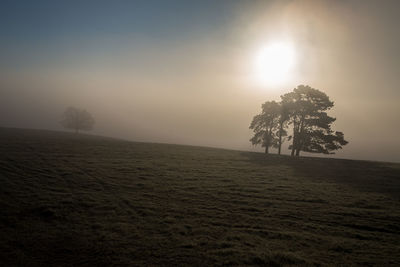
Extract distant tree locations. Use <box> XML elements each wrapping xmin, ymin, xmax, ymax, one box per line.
<box><xmin>281</xmin><ymin>85</ymin><xmax>348</xmax><ymax>156</ymax></box>
<box><xmin>61</xmin><ymin>107</ymin><xmax>95</xmax><ymax>133</ymax></box>
<box><xmin>249</xmin><ymin>101</ymin><xmax>281</xmax><ymax>154</ymax></box>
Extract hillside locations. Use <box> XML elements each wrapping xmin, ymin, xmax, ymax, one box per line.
<box><xmin>0</xmin><ymin>128</ymin><xmax>399</xmax><ymax>266</ymax></box>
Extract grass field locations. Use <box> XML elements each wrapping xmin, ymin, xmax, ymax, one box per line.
<box><xmin>0</xmin><ymin>128</ymin><xmax>399</xmax><ymax>266</ymax></box>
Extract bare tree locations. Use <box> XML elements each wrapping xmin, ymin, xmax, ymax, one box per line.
<box><xmin>61</xmin><ymin>107</ymin><xmax>95</xmax><ymax>133</ymax></box>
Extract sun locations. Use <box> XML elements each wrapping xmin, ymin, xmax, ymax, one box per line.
<box><xmin>254</xmin><ymin>41</ymin><xmax>296</xmax><ymax>86</ymax></box>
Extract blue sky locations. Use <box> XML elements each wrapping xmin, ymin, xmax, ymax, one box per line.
<box><xmin>0</xmin><ymin>0</ymin><xmax>247</xmax><ymax>71</ymax></box>
<box><xmin>0</xmin><ymin>0</ymin><xmax>239</xmax><ymax>43</ymax></box>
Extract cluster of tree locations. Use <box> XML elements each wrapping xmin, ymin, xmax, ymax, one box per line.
<box><xmin>250</xmin><ymin>85</ymin><xmax>348</xmax><ymax>156</ymax></box>
<box><xmin>61</xmin><ymin>107</ymin><xmax>95</xmax><ymax>133</ymax></box>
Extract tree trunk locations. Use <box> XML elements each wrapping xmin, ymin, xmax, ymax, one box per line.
<box><xmin>265</xmin><ymin>132</ymin><xmax>270</xmax><ymax>154</ymax></box>
<box><xmin>295</xmin><ymin>116</ymin><xmax>305</xmax><ymax>157</ymax></box>
<box><xmin>265</xmin><ymin>123</ymin><xmax>273</xmax><ymax>154</ymax></box>
<box><xmin>278</xmin><ymin>123</ymin><xmax>283</xmax><ymax>155</ymax></box>
<box><xmin>291</xmin><ymin>129</ymin><xmax>296</xmax><ymax>156</ymax></box>
<box><xmin>295</xmin><ymin>137</ymin><xmax>302</xmax><ymax>156</ymax></box>
<box><xmin>291</xmin><ymin>142</ymin><xmax>295</xmax><ymax>155</ymax></box>
<box><xmin>278</xmin><ymin>140</ymin><xmax>281</xmax><ymax>155</ymax></box>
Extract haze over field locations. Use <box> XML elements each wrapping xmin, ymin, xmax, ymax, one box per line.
<box><xmin>1</xmin><ymin>0</ymin><xmax>399</xmax><ymax>162</ymax></box>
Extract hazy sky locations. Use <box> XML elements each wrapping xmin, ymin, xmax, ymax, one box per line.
<box><xmin>1</xmin><ymin>0</ymin><xmax>399</xmax><ymax>162</ymax></box>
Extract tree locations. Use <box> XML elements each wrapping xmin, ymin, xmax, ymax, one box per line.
<box><xmin>249</xmin><ymin>101</ymin><xmax>281</xmax><ymax>154</ymax></box>
<box><xmin>281</xmin><ymin>85</ymin><xmax>348</xmax><ymax>156</ymax></box>
<box><xmin>275</xmin><ymin>103</ymin><xmax>289</xmax><ymax>155</ymax></box>
<box><xmin>61</xmin><ymin>107</ymin><xmax>95</xmax><ymax>133</ymax></box>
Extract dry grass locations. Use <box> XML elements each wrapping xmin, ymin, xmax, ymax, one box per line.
<box><xmin>0</xmin><ymin>128</ymin><xmax>399</xmax><ymax>266</ymax></box>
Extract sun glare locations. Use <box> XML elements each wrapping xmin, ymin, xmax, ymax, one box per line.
<box><xmin>254</xmin><ymin>41</ymin><xmax>296</xmax><ymax>87</ymax></box>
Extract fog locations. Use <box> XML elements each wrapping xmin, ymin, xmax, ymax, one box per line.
<box><xmin>1</xmin><ymin>0</ymin><xmax>399</xmax><ymax>162</ymax></box>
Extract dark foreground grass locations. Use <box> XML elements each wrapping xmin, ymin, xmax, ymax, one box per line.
<box><xmin>0</xmin><ymin>128</ymin><xmax>399</xmax><ymax>266</ymax></box>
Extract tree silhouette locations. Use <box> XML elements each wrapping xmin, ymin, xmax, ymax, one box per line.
<box><xmin>61</xmin><ymin>107</ymin><xmax>95</xmax><ymax>133</ymax></box>
<box><xmin>249</xmin><ymin>101</ymin><xmax>281</xmax><ymax>154</ymax></box>
<box><xmin>281</xmin><ymin>85</ymin><xmax>348</xmax><ymax>156</ymax></box>
<box><xmin>250</xmin><ymin>85</ymin><xmax>348</xmax><ymax>156</ymax></box>
<box><xmin>275</xmin><ymin>103</ymin><xmax>289</xmax><ymax>155</ymax></box>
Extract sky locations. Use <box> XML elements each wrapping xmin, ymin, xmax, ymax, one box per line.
<box><xmin>0</xmin><ymin>0</ymin><xmax>399</xmax><ymax>162</ymax></box>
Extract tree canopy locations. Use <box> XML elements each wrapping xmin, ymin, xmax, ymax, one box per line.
<box><xmin>250</xmin><ymin>85</ymin><xmax>348</xmax><ymax>156</ymax></box>
<box><xmin>249</xmin><ymin>101</ymin><xmax>281</xmax><ymax>154</ymax></box>
<box><xmin>61</xmin><ymin>107</ymin><xmax>95</xmax><ymax>133</ymax></box>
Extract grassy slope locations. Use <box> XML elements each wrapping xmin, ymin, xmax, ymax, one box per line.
<box><xmin>0</xmin><ymin>128</ymin><xmax>399</xmax><ymax>266</ymax></box>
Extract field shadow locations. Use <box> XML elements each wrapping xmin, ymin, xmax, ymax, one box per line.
<box><xmin>241</xmin><ymin>152</ymin><xmax>400</xmax><ymax>200</ymax></box>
